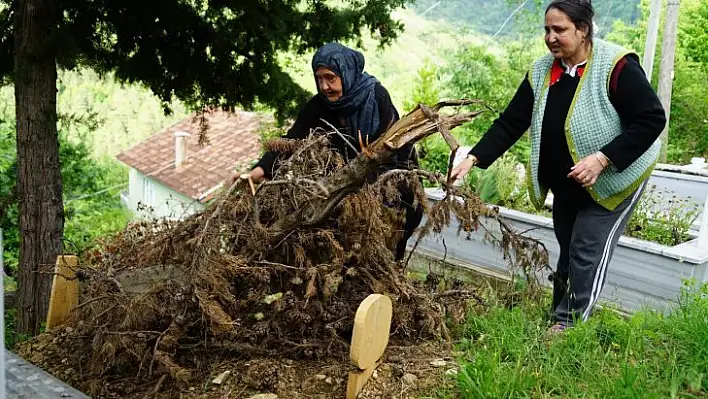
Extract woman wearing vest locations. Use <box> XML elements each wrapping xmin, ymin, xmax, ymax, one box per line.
<box><xmin>451</xmin><ymin>0</ymin><xmax>666</xmax><ymax>334</ymax></box>
<box><xmin>239</xmin><ymin>42</ymin><xmax>423</xmax><ymax>262</ymax></box>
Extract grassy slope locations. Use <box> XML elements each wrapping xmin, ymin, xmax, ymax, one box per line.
<box><xmin>431</xmin><ymin>283</ymin><xmax>708</xmax><ymax>398</ymax></box>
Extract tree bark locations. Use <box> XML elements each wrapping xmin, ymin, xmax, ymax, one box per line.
<box><xmin>14</xmin><ymin>0</ymin><xmax>62</xmax><ymax>335</ymax></box>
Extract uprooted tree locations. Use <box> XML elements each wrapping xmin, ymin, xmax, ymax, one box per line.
<box><xmin>18</xmin><ymin>101</ymin><xmax>549</xmax><ymax>397</ymax></box>
<box><xmin>0</xmin><ymin>0</ymin><xmax>406</xmax><ymax>335</ymax></box>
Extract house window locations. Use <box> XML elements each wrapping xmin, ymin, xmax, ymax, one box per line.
<box><xmin>142</xmin><ymin>178</ymin><xmax>155</xmax><ymax>207</ymax></box>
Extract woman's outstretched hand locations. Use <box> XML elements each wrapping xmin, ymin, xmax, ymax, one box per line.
<box><xmin>449</xmin><ymin>154</ymin><xmax>478</xmax><ymax>183</ymax></box>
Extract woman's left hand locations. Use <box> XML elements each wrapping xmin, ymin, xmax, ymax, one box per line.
<box><xmin>567</xmin><ymin>154</ymin><xmax>606</xmax><ymax>187</ymax></box>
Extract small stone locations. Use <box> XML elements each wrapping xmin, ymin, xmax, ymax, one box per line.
<box><xmin>372</xmin><ymin>370</ymin><xmax>378</xmax><ymax>379</ymax></box>
<box><xmin>445</xmin><ymin>369</ymin><xmax>459</xmax><ymax>376</ymax></box>
<box><xmin>248</xmin><ymin>394</ymin><xmax>278</xmax><ymax>399</ymax></box>
<box><xmin>325</xmin><ymin>377</ymin><xmax>333</xmax><ymax>384</ymax></box>
<box><xmin>430</xmin><ymin>359</ymin><xmax>447</xmax><ymax>367</ymax></box>
<box><xmin>402</xmin><ymin>373</ymin><xmax>418</xmax><ymax>385</ymax></box>
<box><xmin>314</xmin><ymin>374</ymin><xmax>327</xmax><ymax>380</ymax></box>
<box><xmin>212</xmin><ymin>370</ymin><xmax>231</xmax><ymax>385</ymax></box>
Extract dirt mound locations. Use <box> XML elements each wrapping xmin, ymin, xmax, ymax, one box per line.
<box><xmin>17</xmin><ymin>104</ymin><xmax>548</xmax><ymax>397</ymax></box>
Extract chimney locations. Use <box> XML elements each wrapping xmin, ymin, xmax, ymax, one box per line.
<box><xmin>174</xmin><ymin>131</ymin><xmax>190</xmax><ymax>168</ymax></box>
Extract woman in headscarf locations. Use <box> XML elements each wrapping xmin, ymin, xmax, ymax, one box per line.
<box><xmin>242</xmin><ymin>42</ymin><xmax>422</xmax><ymax>261</ymax></box>
<box><xmin>450</xmin><ymin>0</ymin><xmax>666</xmax><ymax>334</ymax></box>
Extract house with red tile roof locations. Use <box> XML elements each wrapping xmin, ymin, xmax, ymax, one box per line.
<box><xmin>116</xmin><ymin>109</ymin><xmax>264</xmax><ymax>219</ymax></box>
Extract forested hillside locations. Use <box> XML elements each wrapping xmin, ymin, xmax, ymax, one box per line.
<box><xmin>409</xmin><ymin>0</ymin><xmax>641</xmax><ymax>38</ymax></box>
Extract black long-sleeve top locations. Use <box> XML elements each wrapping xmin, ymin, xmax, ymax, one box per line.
<box><xmin>469</xmin><ymin>54</ymin><xmax>666</xmax><ymax>204</ymax></box>
<box><xmin>254</xmin><ymin>83</ymin><xmax>417</xmax><ymax>179</ymax></box>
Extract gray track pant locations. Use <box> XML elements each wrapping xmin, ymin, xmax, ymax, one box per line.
<box><xmin>551</xmin><ymin>180</ymin><xmax>647</xmax><ymax>326</ymax></box>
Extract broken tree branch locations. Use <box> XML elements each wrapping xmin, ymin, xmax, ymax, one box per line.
<box><xmin>260</xmin><ymin>100</ymin><xmax>487</xmax><ymax>245</ymax></box>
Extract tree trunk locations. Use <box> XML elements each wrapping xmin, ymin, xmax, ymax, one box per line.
<box><xmin>14</xmin><ymin>0</ymin><xmax>62</xmax><ymax>336</ymax></box>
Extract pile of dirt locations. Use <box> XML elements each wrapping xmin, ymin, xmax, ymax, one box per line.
<box><xmin>22</xmin><ymin>333</ymin><xmax>458</xmax><ymax>398</ymax></box>
<box><xmin>17</xmin><ymin>106</ymin><xmax>547</xmax><ymax>397</ymax></box>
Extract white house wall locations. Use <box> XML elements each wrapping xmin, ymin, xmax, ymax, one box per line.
<box><xmin>127</xmin><ymin>168</ymin><xmax>204</xmax><ymax>220</ymax></box>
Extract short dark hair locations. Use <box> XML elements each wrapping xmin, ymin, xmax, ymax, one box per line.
<box><xmin>546</xmin><ymin>0</ymin><xmax>595</xmax><ymax>40</ymax></box>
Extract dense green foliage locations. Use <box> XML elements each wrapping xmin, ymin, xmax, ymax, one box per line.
<box><xmin>433</xmin><ymin>282</ymin><xmax>708</xmax><ymax>398</ymax></box>
<box><xmin>0</xmin><ymin>132</ymin><xmax>130</xmax><ymax>274</ymax></box>
<box><xmin>409</xmin><ymin>0</ymin><xmax>641</xmax><ymax>38</ymax></box>
<box><xmin>0</xmin><ymin>85</ymin><xmax>130</xmax><ymax>274</ymax></box>
<box><xmin>0</xmin><ymin>0</ymin><xmax>409</xmax><ymax>121</ymax></box>
<box><xmin>56</xmin><ymin>69</ymin><xmax>188</xmax><ymax>159</ymax></box>
<box><xmin>406</xmin><ymin>39</ymin><xmax>544</xmax><ymax>177</ymax></box>
<box><xmin>606</xmin><ymin>0</ymin><xmax>708</xmax><ymax>163</ymax></box>
<box><xmin>680</xmin><ymin>0</ymin><xmax>708</xmax><ymax>68</ymax></box>
<box><xmin>406</xmin><ymin>0</ymin><xmax>708</xmax><ymax>173</ymax></box>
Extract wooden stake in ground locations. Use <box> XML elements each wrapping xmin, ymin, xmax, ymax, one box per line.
<box><xmin>46</xmin><ymin>255</ymin><xmax>79</xmax><ymax>330</ymax></box>
<box><xmin>347</xmin><ymin>294</ymin><xmax>393</xmax><ymax>399</ymax></box>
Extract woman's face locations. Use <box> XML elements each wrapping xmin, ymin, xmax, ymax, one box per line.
<box><xmin>315</xmin><ymin>67</ymin><xmax>343</xmax><ymax>102</ymax></box>
<box><xmin>544</xmin><ymin>8</ymin><xmax>588</xmax><ymax>61</ymax></box>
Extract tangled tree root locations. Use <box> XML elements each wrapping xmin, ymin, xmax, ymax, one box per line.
<box><xmin>17</xmin><ymin>101</ymin><xmax>548</xmax><ymax>397</ymax></box>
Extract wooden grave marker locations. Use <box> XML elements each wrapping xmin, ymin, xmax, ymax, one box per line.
<box><xmin>46</xmin><ymin>255</ymin><xmax>79</xmax><ymax>331</ymax></box>
<box><xmin>346</xmin><ymin>293</ymin><xmax>393</xmax><ymax>399</ymax></box>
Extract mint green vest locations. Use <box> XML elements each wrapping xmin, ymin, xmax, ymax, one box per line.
<box><xmin>527</xmin><ymin>39</ymin><xmax>660</xmax><ymax>211</ymax></box>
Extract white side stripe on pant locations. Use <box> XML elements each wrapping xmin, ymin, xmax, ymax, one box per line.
<box><xmin>582</xmin><ymin>181</ymin><xmax>646</xmax><ymax>321</ymax></box>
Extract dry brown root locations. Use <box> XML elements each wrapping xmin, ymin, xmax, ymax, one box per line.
<box><xmin>16</xmin><ymin>101</ymin><xmax>549</xmax><ymax>397</ymax></box>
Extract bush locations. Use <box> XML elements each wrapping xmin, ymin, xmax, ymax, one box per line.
<box><xmin>464</xmin><ymin>153</ymin><xmax>530</xmax><ymax>210</ymax></box>
<box><xmin>624</xmin><ymin>185</ymin><xmax>702</xmax><ymax>246</ymax></box>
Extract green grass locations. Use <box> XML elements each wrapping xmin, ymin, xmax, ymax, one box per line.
<box><xmin>4</xmin><ymin>308</ymin><xmax>30</xmax><ymax>349</ymax></box>
<box><xmin>431</xmin><ymin>281</ymin><xmax>708</xmax><ymax>398</ymax></box>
